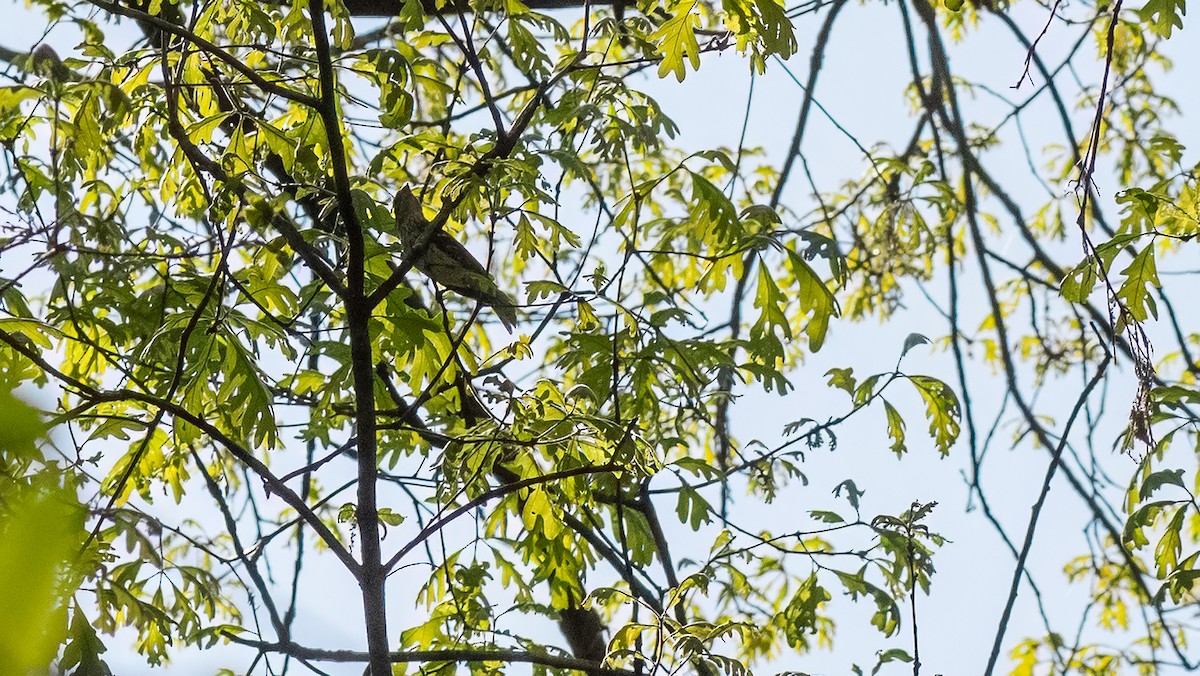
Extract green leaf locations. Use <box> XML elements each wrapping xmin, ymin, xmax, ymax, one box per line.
<box><xmin>1060</xmin><ymin>232</ymin><xmax>1139</xmax><ymax>303</ymax></box>
<box><xmin>1116</xmin><ymin>245</ymin><xmax>1161</xmax><ymax>323</ymax></box>
<box><xmin>899</xmin><ymin>332</ymin><xmax>930</xmax><ymax>360</ymax></box>
<box><xmin>59</xmin><ymin>608</ymin><xmax>111</xmax><ymax>676</ymax></box>
<box><xmin>0</xmin><ymin>476</ymin><xmax>86</xmax><ymax>671</ymax></box>
<box><xmin>0</xmin><ymin>389</ymin><xmax>45</xmax><ymax>460</ymax></box>
<box><xmin>1153</xmin><ymin>505</ymin><xmax>1187</xmax><ymax>577</ymax></box>
<box><xmin>826</xmin><ymin>367</ymin><xmax>857</xmax><ymax>395</ymax></box>
<box><xmin>1124</xmin><ymin>500</ymin><xmax>1176</xmax><ymax>548</ymax></box>
<box><xmin>872</xmin><ymin>648</ymin><xmax>914</xmax><ymax>675</ymax></box>
<box><xmin>652</xmin><ymin>3</ymin><xmax>702</xmax><ymax>82</ymax></box>
<box><xmin>1139</xmin><ymin>469</ymin><xmax>1185</xmax><ymax>501</ymax></box>
<box><xmin>689</xmin><ymin>170</ymin><xmax>740</xmax><ymax>240</ymax></box>
<box><xmin>525</xmin><ymin>279</ymin><xmax>568</xmax><ymax>302</ymax></box>
<box><xmin>834</xmin><ymin>568</ymin><xmax>901</xmax><ymax>636</ymax></box>
<box><xmin>521</xmin><ymin>488</ymin><xmax>563</xmax><ymax>538</ymax></box>
<box><xmin>1138</xmin><ymin>0</ymin><xmax>1186</xmax><ymax>37</ymax></box>
<box><xmin>1161</xmin><ymin>561</ymin><xmax>1200</xmax><ymax>604</ymax></box>
<box><xmin>378</xmin><ymin>508</ymin><xmax>406</xmax><ymax>526</ymax></box>
<box><xmin>751</xmin><ymin>262</ymin><xmax>792</xmax><ymax>343</ymax></box>
<box><xmin>676</xmin><ymin>484</ymin><xmax>713</xmax><ymax>531</ymax></box>
<box><xmin>907</xmin><ymin>376</ymin><xmax>961</xmax><ymax>454</ymax></box>
<box><xmin>1060</xmin><ymin>258</ymin><xmax>1099</xmax><ymax>303</ymax></box>
<box><xmin>782</xmin><ymin>247</ymin><xmax>838</xmax><ymax>351</ymax></box>
<box><xmin>833</xmin><ymin>479</ymin><xmax>865</xmax><ymax>511</ymax></box>
<box><xmin>882</xmin><ymin>398</ymin><xmax>907</xmax><ymax>456</ymax></box>
<box><xmin>779</xmin><ymin>573</ymin><xmax>830</xmax><ymax>649</ymax></box>
<box><xmin>809</xmin><ymin>510</ymin><xmax>844</xmax><ymax>524</ymax></box>
<box><xmin>673</xmin><ymin>457</ymin><xmax>721</xmax><ymax>480</ymax></box>
<box><xmin>751</xmin><ymin>0</ymin><xmax>798</xmax><ymax>59</ymax></box>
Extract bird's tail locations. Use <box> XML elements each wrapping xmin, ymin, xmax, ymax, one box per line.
<box><xmin>491</xmin><ymin>290</ymin><xmax>518</xmax><ymax>333</ymax></box>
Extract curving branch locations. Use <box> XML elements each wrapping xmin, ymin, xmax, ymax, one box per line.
<box><xmin>225</xmin><ymin>633</ymin><xmax>635</xmax><ymax>674</ymax></box>
<box><xmin>0</xmin><ymin>327</ymin><xmax>362</xmax><ymax>575</ymax></box>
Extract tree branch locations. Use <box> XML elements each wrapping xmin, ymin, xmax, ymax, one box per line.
<box><xmin>225</xmin><ymin>633</ymin><xmax>635</xmax><ymax>674</ymax></box>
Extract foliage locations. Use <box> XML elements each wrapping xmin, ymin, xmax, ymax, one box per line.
<box><xmin>0</xmin><ymin>0</ymin><xmax>1198</xmax><ymax>674</ymax></box>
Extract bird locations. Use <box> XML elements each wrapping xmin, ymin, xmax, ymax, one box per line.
<box><xmin>392</xmin><ymin>186</ymin><xmax>518</xmax><ymax>332</ymax></box>
<box><xmin>558</xmin><ymin>604</ymin><xmax>608</xmax><ymax>666</ymax></box>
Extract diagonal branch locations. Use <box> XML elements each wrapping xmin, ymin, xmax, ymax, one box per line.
<box><xmin>384</xmin><ymin>463</ymin><xmax>623</xmax><ymax>571</ymax></box>
<box><xmin>0</xmin><ymin>327</ymin><xmax>361</xmax><ymax>575</ymax></box>
<box><xmin>88</xmin><ymin>0</ymin><xmax>320</xmax><ymax>108</ymax></box>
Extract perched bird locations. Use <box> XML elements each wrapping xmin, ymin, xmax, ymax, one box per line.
<box><xmin>558</xmin><ymin>604</ymin><xmax>607</xmax><ymax>665</ymax></box>
<box><xmin>393</xmin><ymin>186</ymin><xmax>518</xmax><ymax>332</ymax></box>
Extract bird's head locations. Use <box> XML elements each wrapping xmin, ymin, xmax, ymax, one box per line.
<box><xmin>393</xmin><ymin>185</ymin><xmax>426</xmax><ymax>247</ymax></box>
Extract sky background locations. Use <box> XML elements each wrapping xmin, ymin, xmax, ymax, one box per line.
<box><xmin>3</xmin><ymin>1</ymin><xmax>1199</xmax><ymax>674</ymax></box>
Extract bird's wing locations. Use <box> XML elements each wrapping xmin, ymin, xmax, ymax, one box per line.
<box><xmin>392</xmin><ymin>185</ymin><xmax>518</xmax><ymax>331</ymax></box>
